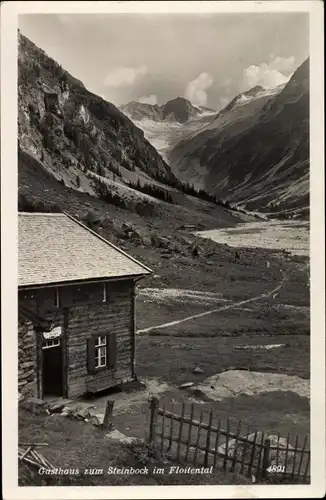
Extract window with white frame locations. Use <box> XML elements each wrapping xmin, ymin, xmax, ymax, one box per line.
<box><xmin>43</xmin><ymin>339</ymin><xmax>61</xmax><ymax>349</ymax></box>
<box><xmin>95</xmin><ymin>336</ymin><xmax>107</xmax><ymax>368</ymax></box>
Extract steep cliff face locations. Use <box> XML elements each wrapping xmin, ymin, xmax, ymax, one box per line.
<box><xmin>168</xmin><ymin>59</ymin><xmax>309</xmax><ymax>215</ymax></box>
<box><xmin>18</xmin><ymin>32</ymin><xmax>178</xmax><ymax>196</ymax></box>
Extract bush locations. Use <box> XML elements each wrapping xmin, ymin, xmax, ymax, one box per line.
<box><xmin>98</xmin><ymin>165</ymin><xmax>106</xmax><ymax>177</ymax></box>
<box><xmin>82</xmin><ymin>210</ymin><xmax>99</xmax><ymax>229</ymax></box>
<box><xmin>125</xmin><ymin>440</ymin><xmax>161</xmax><ymax>467</ymax></box>
<box><xmin>110</xmin><ymin>163</ymin><xmax>122</xmax><ymax>177</ymax></box>
<box><xmin>134</xmin><ymin>200</ymin><xmax>155</xmax><ymax>217</ymax></box>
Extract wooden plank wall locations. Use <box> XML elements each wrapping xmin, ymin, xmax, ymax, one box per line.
<box><xmin>66</xmin><ymin>281</ymin><xmax>134</xmax><ymax>398</ymax></box>
<box><xmin>18</xmin><ymin>279</ymin><xmax>135</xmax><ymax>399</ymax></box>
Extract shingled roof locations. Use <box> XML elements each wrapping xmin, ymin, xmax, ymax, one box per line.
<box><xmin>19</xmin><ymin>213</ymin><xmax>152</xmax><ymax>287</ymax></box>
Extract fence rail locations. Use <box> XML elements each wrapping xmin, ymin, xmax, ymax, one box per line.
<box><xmin>148</xmin><ymin>396</ymin><xmax>310</xmax><ymax>483</ymax></box>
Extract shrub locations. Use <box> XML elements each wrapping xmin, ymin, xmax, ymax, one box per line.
<box><xmin>82</xmin><ymin>210</ymin><xmax>99</xmax><ymax>229</ymax></box>
<box><xmin>98</xmin><ymin>165</ymin><xmax>106</xmax><ymax>177</ymax></box>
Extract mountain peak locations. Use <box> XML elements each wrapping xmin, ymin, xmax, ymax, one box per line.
<box><xmin>165</xmin><ymin>96</ymin><xmax>191</xmax><ymax>105</ymax></box>
<box><xmin>163</xmin><ymin>97</ymin><xmax>201</xmax><ymax>123</ymax></box>
<box><xmin>121</xmin><ymin>96</ymin><xmax>203</xmax><ymax>123</ymax></box>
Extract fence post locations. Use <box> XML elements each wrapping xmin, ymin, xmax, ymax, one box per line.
<box><xmin>148</xmin><ymin>396</ymin><xmax>159</xmax><ymax>444</ymax></box>
<box><xmin>102</xmin><ymin>400</ymin><xmax>114</xmax><ymax>430</ymax></box>
<box><xmin>262</xmin><ymin>438</ymin><xmax>270</xmax><ymax>479</ymax></box>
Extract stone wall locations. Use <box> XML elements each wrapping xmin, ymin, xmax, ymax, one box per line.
<box><xmin>18</xmin><ymin>317</ymin><xmax>37</xmax><ymax>397</ymax></box>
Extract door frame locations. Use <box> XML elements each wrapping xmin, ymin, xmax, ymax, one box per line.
<box><xmin>41</xmin><ymin>336</ymin><xmax>64</xmax><ymax>398</ymax></box>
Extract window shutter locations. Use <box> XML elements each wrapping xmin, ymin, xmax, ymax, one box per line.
<box><xmin>87</xmin><ymin>337</ymin><xmax>96</xmax><ymax>374</ymax></box>
<box><xmin>107</xmin><ymin>333</ymin><xmax>117</xmax><ymax>369</ymax></box>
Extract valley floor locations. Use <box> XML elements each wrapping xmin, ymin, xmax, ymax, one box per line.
<box><xmin>19</xmin><ymin>233</ymin><xmax>310</xmax><ymax>487</ymax></box>
<box><xmin>18</xmin><ymin>155</ymin><xmax>310</xmax><ymax>486</ymax></box>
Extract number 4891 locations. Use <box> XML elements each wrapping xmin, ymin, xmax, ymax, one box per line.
<box><xmin>266</xmin><ymin>465</ymin><xmax>285</xmax><ymax>473</ymax></box>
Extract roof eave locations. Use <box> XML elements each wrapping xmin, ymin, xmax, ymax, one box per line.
<box><xmin>18</xmin><ymin>272</ymin><xmax>152</xmax><ymax>290</ymax></box>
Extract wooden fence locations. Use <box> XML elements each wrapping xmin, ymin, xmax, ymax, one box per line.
<box><xmin>148</xmin><ymin>396</ymin><xmax>310</xmax><ymax>483</ymax></box>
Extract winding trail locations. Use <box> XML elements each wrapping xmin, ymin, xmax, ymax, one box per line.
<box><xmin>137</xmin><ymin>271</ymin><xmax>287</xmax><ymax>335</ymax></box>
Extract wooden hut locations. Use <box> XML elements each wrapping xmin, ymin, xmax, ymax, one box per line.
<box><xmin>18</xmin><ymin>212</ymin><xmax>152</xmax><ymax>400</ymax></box>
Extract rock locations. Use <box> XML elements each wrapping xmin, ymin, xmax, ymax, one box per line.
<box><xmin>105</xmin><ymin>429</ymin><xmax>137</xmax><ymax>445</ymax></box>
<box><xmin>74</xmin><ymin>405</ymin><xmax>95</xmax><ymax>420</ymax></box>
<box><xmin>179</xmin><ymin>382</ymin><xmax>195</xmax><ymax>389</ymax></box>
<box><xmin>20</xmin><ymin>361</ymin><xmax>34</xmax><ymax>369</ymax></box>
<box><xmin>48</xmin><ymin>402</ymin><xmax>66</xmax><ymax>413</ymax></box>
<box><xmin>122</xmin><ymin>222</ymin><xmax>133</xmax><ymax>233</ymax></box>
<box><xmin>61</xmin><ymin>406</ymin><xmax>73</xmax><ymax>415</ymax></box>
<box><xmin>89</xmin><ymin>415</ymin><xmax>101</xmax><ymax>426</ymax></box>
<box><xmin>193</xmin><ymin>367</ymin><xmax>204</xmax><ymax>374</ymax></box>
<box><xmin>142</xmin><ymin>236</ymin><xmax>152</xmax><ymax>247</ymax></box>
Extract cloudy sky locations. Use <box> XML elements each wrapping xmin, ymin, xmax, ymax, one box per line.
<box><xmin>19</xmin><ymin>13</ymin><xmax>309</xmax><ymax>110</ymax></box>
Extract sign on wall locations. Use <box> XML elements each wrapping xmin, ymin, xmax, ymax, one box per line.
<box><xmin>43</xmin><ymin>326</ymin><xmax>62</xmax><ymax>340</ymax></box>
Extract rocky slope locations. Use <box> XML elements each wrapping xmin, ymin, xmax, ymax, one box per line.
<box><xmin>18</xmin><ymin>32</ymin><xmax>247</xmax><ymax>255</ymax></box>
<box><xmin>121</xmin><ymin>97</ymin><xmax>209</xmax><ymax>124</ymax></box>
<box><xmin>168</xmin><ymin>59</ymin><xmax>309</xmax><ymax>215</ymax></box>
<box><xmin>18</xmin><ymin>32</ymin><xmax>179</xmax><ymax>200</ymax></box>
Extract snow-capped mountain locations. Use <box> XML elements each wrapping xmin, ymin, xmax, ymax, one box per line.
<box><xmin>167</xmin><ymin>59</ymin><xmax>309</xmax><ymax>215</ymax></box>
<box><xmin>120</xmin><ymin>97</ymin><xmax>214</xmax><ymax>124</ymax></box>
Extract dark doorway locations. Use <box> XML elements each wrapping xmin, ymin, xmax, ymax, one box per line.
<box><xmin>42</xmin><ymin>339</ymin><xmax>63</xmax><ymax>397</ymax></box>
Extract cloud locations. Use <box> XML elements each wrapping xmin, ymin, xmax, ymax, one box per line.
<box><xmin>184</xmin><ymin>72</ymin><xmax>214</xmax><ymax>106</ymax></box>
<box><xmin>268</xmin><ymin>55</ymin><xmax>296</xmax><ymax>74</ymax></box>
<box><xmin>138</xmin><ymin>94</ymin><xmax>158</xmax><ymax>105</ymax></box>
<box><xmin>104</xmin><ymin>66</ymin><xmax>148</xmax><ymax>88</ymax></box>
<box><xmin>241</xmin><ymin>56</ymin><xmax>295</xmax><ymax>90</ymax></box>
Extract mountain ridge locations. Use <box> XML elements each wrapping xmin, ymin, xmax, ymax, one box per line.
<box><xmin>120</xmin><ymin>96</ymin><xmax>213</xmax><ymax>124</ymax></box>
<box><xmin>18</xmin><ymin>31</ymin><xmax>246</xmax><ymax>246</ymax></box>
<box><xmin>18</xmin><ymin>32</ymin><xmax>179</xmax><ymax>198</ymax></box>
<box><xmin>167</xmin><ymin>58</ymin><xmax>309</xmax><ymax>215</ymax></box>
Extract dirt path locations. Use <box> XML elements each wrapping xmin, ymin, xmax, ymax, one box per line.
<box><xmin>137</xmin><ymin>271</ymin><xmax>286</xmax><ymax>334</ymax></box>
